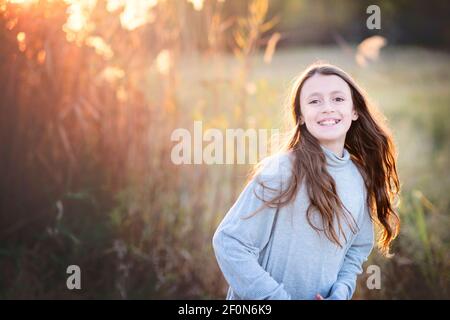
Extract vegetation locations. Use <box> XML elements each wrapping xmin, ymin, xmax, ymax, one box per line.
<box><xmin>0</xmin><ymin>0</ymin><xmax>448</xmax><ymax>299</ymax></box>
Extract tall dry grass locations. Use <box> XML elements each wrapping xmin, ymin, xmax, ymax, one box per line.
<box><xmin>0</xmin><ymin>0</ymin><xmax>448</xmax><ymax>299</ymax></box>
<box><xmin>0</xmin><ymin>0</ymin><xmax>277</xmax><ymax>298</ymax></box>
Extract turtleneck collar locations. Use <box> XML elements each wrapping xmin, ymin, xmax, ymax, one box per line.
<box><xmin>320</xmin><ymin>144</ymin><xmax>351</xmax><ymax>169</ymax></box>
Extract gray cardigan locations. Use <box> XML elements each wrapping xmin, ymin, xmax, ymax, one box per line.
<box><xmin>212</xmin><ymin>145</ymin><xmax>374</xmax><ymax>300</ymax></box>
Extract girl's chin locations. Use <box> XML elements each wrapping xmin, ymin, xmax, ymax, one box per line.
<box><xmin>313</xmin><ymin>132</ymin><xmax>345</xmax><ymax>141</ymax></box>
<box><xmin>314</xmin><ymin>123</ymin><xmax>343</xmax><ymax>130</ymax></box>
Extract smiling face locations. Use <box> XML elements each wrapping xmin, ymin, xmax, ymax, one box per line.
<box><xmin>299</xmin><ymin>74</ymin><xmax>359</xmax><ymax>156</ymax></box>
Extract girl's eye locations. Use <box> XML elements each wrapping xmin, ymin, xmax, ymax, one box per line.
<box><xmin>334</xmin><ymin>97</ymin><xmax>345</xmax><ymax>102</ymax></box>
<box><xmin>309</xmin><ymin>99</ymin><xmax>320</xmax><ymax>104</ymax></box>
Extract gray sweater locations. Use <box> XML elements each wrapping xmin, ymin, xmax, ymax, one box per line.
<box><xmin>212</xmin><ymin>145</ymin><xmax>374</xmax><ymax>300</ymax></box>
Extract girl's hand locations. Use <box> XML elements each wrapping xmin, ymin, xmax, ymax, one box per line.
<box><xmin>315</xmin><ymin>294</ymin><xmax>324</xmax><ymax>300</ymax></box>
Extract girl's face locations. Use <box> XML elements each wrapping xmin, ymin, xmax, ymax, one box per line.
<box><xmin>299</xmin><ymin>74</ymin><xmax>358</xmax><ymax>154</ymax></box>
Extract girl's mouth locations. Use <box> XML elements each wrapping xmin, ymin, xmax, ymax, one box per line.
<box><xmin>317</xmin><ymin>119</ymin><xmax>341</xmax><ymax>127</ymax></box>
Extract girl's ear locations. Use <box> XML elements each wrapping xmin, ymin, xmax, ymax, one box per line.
<box><xmin>352</xmin><ymin>110</ymin><xmax>359</xmax><ymax>121</ymax></box>
<box><xmin>299</xmin><ymin>116</ymin><xmax>305</xmax><ymax>125</ymax></box>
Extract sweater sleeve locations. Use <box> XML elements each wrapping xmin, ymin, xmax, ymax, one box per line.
<box><xmin>326</xmin><ymin>201</ymin><xmax>375</xmax><ymax>300</ymax></box>
<box><xmin>212</xmin><ymin>156</ymin><xmax>292</xmax><ymax>300</ymax></box>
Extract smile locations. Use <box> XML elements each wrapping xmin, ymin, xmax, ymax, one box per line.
<box><xmin>317</xmin><ymin>119</ymin><xmax>341</xmax><ymax>126</ymax></box>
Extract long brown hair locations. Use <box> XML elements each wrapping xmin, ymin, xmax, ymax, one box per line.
<box><xmin>246</xmin><ymin>62</ymin><xmax>400</xmax><ymax>256</ymax></box>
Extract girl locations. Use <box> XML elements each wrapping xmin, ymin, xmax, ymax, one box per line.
<box><xmin>212</xmin><ymin>62</ymin><xmax>400</xmax><ymax>300</ymax></box>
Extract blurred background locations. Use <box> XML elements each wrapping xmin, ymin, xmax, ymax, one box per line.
<box><xmin>0</xmin><ymin>0</ymin><xmax>449</xmax><ymax>299</ymax></box>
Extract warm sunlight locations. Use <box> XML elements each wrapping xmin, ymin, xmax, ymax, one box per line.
<box><xmin>1</xmin><ymin>0</ymin><xmax>448</xmax><ymax>302</ymax></box>
<box><xmin>187</xmin><ymin>0</ymin><xmax>204</xmax><ymax>11</ymax></box>
<box><xmin>16</xmin><ymin>31</ymin><xmax>26</xmax><ymax>51</ymax></box>
<box><xmin>118</xmin><ymin>0</ymin><xmax>158</xmax><ymax>30</ymax></box>
<box><xmin>7</xmin><ymin>0</ymin><xmax>39</xmax><ymax>4</ymax></box>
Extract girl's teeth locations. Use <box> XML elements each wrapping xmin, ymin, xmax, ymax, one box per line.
<box><xmin>319</xmin><ymin>120</ymin><xmax>339</xmax><ymax>126</ymax></box>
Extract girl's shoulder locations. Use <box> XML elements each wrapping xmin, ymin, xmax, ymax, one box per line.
<box><xmin>254</xmin><ymin>151</ymin><xmax>294</xmax><ymax>187</ymax></box>
<box><xmin>259</xmin><ymin>150</ymin><xmax>294</xmax><ymax>174</ymax></box>
<box><xmin>346</xmin><ymin>158</ymin><xmax>369</xmax><ymax>199</ymax></box>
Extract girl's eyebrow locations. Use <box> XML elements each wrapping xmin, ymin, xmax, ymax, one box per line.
<box><xmin>330</xmin><ymin>90</ymin><xmax>346</xmax><ymax>95</ymax></box>
<box><xmin>307</xmin><ymin>90</ymin><xmax>345</xmax><ymax>99</ymax></box>
<box><xmin>306</xmin><ymin>92</ymin><xmax>322</xmax><ymax>99</ymax></box>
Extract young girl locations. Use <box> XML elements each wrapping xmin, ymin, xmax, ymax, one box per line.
<box><xmin>212</xmin><ymin>62</ymin><xmax>400</xmax><ymax>300</ymax></box>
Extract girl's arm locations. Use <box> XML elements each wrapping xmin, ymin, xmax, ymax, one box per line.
<box><xmin>326</xmin><ymin>202</ymin><xmax>375</xmax><ymax>300</ymax></box>
<box><xmin>212</xmin><ymin>160</ymin><xmax>291</xmax><ymax>300</ymax></box>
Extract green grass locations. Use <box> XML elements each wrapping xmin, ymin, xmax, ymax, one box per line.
<box><xmin>2</xmin><ymin>46</ymin><xmax>449</xmax><ymax>299</ymax></box>
<box><xmin>175</xmin><ymin>46</ymin><xmax>450</xmax><ymax>299</ymax></box>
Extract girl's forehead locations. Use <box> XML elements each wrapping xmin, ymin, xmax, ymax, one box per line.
<box><xmin>300</xmin><ymin>74</ymin><xmax>351</xmax><ymax>98</ymax></box>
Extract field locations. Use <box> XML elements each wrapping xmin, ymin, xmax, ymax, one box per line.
<box><xmin>0</xmin><ymin>1</ymin><xmax>448</xmax><ymax>299</ymax></box>
<box><xmin>176</xmin><ymin>46</ymin><xmax>450</xmax><ymax>299</ymax></box>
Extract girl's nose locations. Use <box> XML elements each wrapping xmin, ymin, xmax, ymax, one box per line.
<box><xmin>322</xmin><ymin>100</ymin><xmax>336</xmax><ymax>113</ymax></box>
